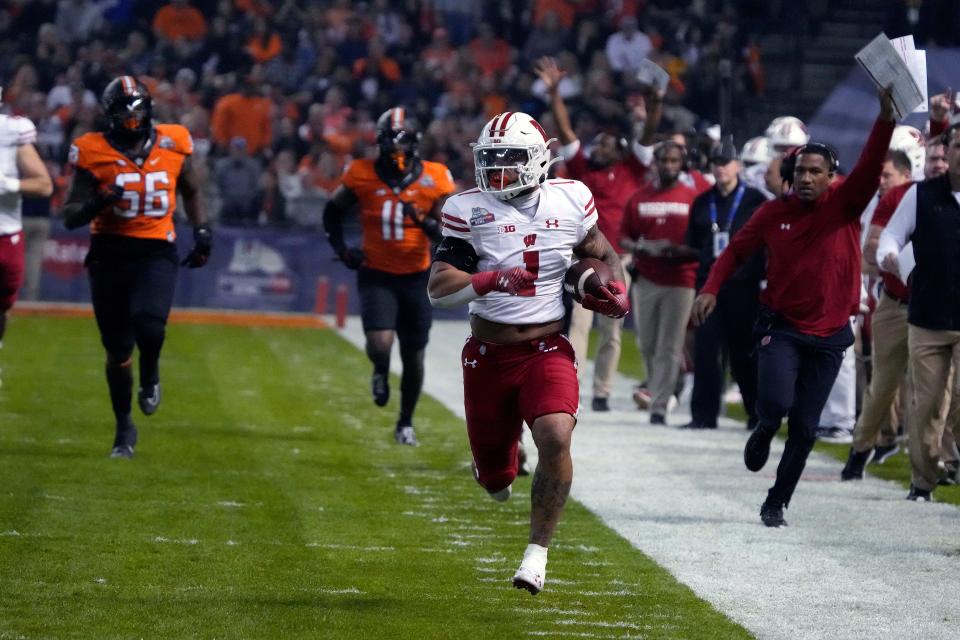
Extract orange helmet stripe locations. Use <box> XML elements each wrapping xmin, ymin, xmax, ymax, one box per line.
<box><xmin>121</xmin><ymin>75</ymin><xmax>136</xmax><ymax>95</ymax></box>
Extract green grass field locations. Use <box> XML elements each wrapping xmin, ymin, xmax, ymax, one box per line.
<box><xmin>603</xmin><ymin>329</ymin><xmax>960</xmax><ymax>506</ymax></box>
<box><xmin>0</xmin><ymin>315</ymin><xmax>752</xmax><ymax>639</ymax></box>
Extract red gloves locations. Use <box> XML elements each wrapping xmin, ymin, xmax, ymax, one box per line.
<box><xmin>471</xmin><ymin>267</ymin><xmax>536</xmax><ymax>296</ymax></box>
<box><xmin>582</xmin><ymin>281</ymin><xmax>630</xmax><ymax>318</ymax></box>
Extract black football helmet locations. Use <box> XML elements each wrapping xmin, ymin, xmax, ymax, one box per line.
<box><xmin>101</xmin><ymin>75</ymin><xmax>153</xmax><ymax>143</ymax></box>
<box><xmin>376</xmin><ymin>107</ymin><xmax>421</xmax><ymax>174</ymax></box>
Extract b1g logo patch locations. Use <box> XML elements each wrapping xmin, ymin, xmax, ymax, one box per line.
<box><xmin>497</xmin><ymin>224</ymin><xmax>516</xmax><ymax>234</ymax></box>
<box><xmin>760</xmin><ymin>335</ymin><xmax>772</xmax><ymax>347</ymax></box>
<box><xmin>470</xmin><ymin>207</ymin><xmax>495</xmax><ymax>226</ymax></box>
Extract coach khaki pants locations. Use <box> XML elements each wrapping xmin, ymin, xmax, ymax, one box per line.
<box><xmin>568</xmin><ymin>254</ymin><xmax>632</xmax><ymax>399</ymax></box>
<box><xmin>631</xmin><ymin>275</ymin><xmax>694</xmax><ymax>416</ymax></box>
<box><xmin>906</xmin><ymin>324</ymin><xmax>960</xmax><ymax>491</ymax></box>
<box><xmin>853</xmin><ymin>292</ymin><xmax>908</xmax><ymax>451</ymax></box>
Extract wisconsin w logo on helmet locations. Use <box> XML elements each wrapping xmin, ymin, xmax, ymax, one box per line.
<box><xmin>471</xmin><ymin>112</ymin><xmax>560</xmax><ymax>200</ymax></box>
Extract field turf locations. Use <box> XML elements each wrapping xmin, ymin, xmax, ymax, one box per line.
<box><xmin>0</xmin><ymin>316</ymin><xmax>751</xmax><ymax>639</ymax></box>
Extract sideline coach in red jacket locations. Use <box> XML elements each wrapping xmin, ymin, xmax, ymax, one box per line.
<box><xmin>691</xmin><ymin>89</ymin><xmax>896</xmax><ymax>527</ymax></box>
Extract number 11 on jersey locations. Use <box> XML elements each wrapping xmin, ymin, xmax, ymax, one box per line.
<box><xmin>381</xmin><ymin>200</ymin><xmax>404</xmax><ymax>240</ymax></box>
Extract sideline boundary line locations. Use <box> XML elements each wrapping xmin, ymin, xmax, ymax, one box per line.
<box><xmin>11</xmin><ymin>302</ymin><xmax>329</xmax><ymax>329</ymax></box>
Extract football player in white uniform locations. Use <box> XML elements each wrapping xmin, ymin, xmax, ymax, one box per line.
<box><xmin>427</xmin><ymin>112</ymin><xmax>629</xmax><ymax>595</ymax></box>
<box><xmin>0</xmin><ymin>106</ymin><xmax>53</xmax><ymax>385</ymax></box>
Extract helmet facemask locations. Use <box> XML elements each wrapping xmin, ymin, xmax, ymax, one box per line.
<box><xmin>473</xmin><ymin>143</ymin><xmax>556</xmax><ymax>200</ymax></box>
<box><xmin>377</xmin><ymin>127</ymin><xmax>419</xmax><ymax>174</ymax></box>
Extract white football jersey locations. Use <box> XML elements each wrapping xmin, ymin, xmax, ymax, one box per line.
<box><xmin>0</xmin><ymin>114</ymin><xmax>37</xmax><ymax>234</ymax></box>
<box><xmin>441</xmin><ymin>178</ymin><xmax>598</xmax><ymax>324</ymax></box>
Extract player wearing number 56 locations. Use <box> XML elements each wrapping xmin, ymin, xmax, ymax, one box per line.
<box><xmin>61</xmin><ymin>76</ymin><xmax>211</xmax><ymax>459</ymax></box>
<box><xmin>427</xmin><ymin>112</ymin><xmax>627</xmax><ymax>595</ymax></box>
<box><xmin>322</xmin><ymin>107</ymin><xmax>456</xmax><ymax>446</ymax></box>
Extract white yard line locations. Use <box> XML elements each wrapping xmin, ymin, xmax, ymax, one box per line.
<box><xmin>340</xmin><ymin>318</ymin><xmax>960</xmax><ymax>640</ymax></box>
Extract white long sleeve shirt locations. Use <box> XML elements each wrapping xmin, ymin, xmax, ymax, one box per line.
<box><xmin>878</xmin><ymin>184</ymin><xmax>960</xmax><ymax>283</ymax></box>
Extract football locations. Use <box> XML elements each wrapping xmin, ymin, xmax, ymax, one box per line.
<box><xmin>564</xmin><ymin>258</ymin><xmax>614</xmax><ymax>303</ymax></box>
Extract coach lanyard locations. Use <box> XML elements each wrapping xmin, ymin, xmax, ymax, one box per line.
<box><xmin>709</xmin><ymin>184</ymin><xmax>745</xmax><ymax>232</ymax></box>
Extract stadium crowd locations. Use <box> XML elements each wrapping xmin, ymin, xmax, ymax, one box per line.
<box><xmin>0</xmin><ymin>0</ymin><xmax>774</xmax><ymax>227</ymax></box>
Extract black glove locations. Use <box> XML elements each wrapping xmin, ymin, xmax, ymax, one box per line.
<box><xmin>401</xmin><ymin>201</ymin><xmax>421</xmax><ymax>221</ymax></box>
<box><xmin>338</xmin><ymin>247</ymin><xmax>365</xmax><ymax>270</ymax></box>
<box><xmin>180</xmin><ymin>224</ymin><xmax>213</xmax><ymax>268</ymax></box>
<box><xmin>64</xmin><ymin>184</ymin><xmax>124</xmax><ymax>230</ymax></box>
<box><xmin>402</xmin><ymin>201</ymin><xmax>441</xmax><ymax>241</ymax></box>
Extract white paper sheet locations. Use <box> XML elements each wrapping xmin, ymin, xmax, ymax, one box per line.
<box><xmin>890</xmin><ymin>35</ymin><xmax>928</xmax><ymax>113</ymax></box>
<box><xmin>636</xmin><ymin>59</ymin><xmax>670</xmax><ymax>93</ymax></box>
<box><xmin>855</xmin><ymin>33</ymin><xmax>925</xmax><ymax>119</ymax></box>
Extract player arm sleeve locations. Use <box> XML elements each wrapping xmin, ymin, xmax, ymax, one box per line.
<box><xmin>322</xmin><ymin>185</ymin><xmax>357</xmax><ymax>254</ymax></box>
<box><xmin>877</xmin><ymin>185</ymin><xmax>917</xmax><ymax>268</ymax></box>
<box><xmin>62</xmin><ymin>165</ymin><xmax>106</xmax><ymax>230</ymax></box>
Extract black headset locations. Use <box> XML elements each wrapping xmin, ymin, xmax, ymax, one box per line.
<box><xmin>779</xmin><ymin>142</ymin><xmax>840</xmax><ymax>184</ymax></box>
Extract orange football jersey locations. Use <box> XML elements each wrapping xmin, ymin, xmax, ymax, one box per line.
<box><xmin>340</xmin><ymin>159</ymin><xmax>455</xmax><ymax>274</ymax></box>
<box><xmin>69</xmin><ymin>124</ymin><xmax>193</xmax><ymax>242</ymax></box>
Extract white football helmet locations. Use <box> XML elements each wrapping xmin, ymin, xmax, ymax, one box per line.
<box><xmin>740</xmin><ymin>136</ymin><xmax>772</xmax><ymax>166</ymax></box>
<box><xmin>472</xmin><ymin>112</ymin><xmax>559</xmax><ymax>200</ymax></box>
<box><xmin>889</xmin><ymin>124</ymin><xmax>926</xmax><ymax>181</ymax></box>
<box><xmin>765</xmin><ymin>116</ymin><xmax>809</xmax><ymax>151</ymax></box>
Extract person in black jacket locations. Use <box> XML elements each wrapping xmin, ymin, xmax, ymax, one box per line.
<box><xmin>670</xmin><ymin>138</ymin><xmax>768</xmax><ymax>430</ymax></box>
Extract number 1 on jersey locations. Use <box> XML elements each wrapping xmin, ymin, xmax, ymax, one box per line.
<box><xmin>381</xmin><ymin>200</ymin><xmax>404</xmax><ymax>240</ymax></box>
<box><xmin>520</xmin><ymin>250</ymin><xmax>539</xmax><ymax>296</ymax></box>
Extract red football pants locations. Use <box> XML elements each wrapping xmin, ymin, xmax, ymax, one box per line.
<box><xmin>0</xmin><ymin>231</ymin><xmax>25</xmax><ymax>312</ymax></box>
<box><xmin>462</xmin><ymin>332</ymin><xmax>580</xmax><ymax>492</ymax></box>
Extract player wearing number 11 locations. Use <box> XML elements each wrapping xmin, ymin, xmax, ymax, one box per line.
<box><xmin>63</xmin><ymin>76</ymin><xmax>211</xmax><ymax>459</ymax></box>
<box><xmin>428</xmin><ymin>112</ymin><xmax>628</xmax><ymax>595</ymax></box>
<box><xmin>323</xmin><ymin>107</ymin><xmax>455</xmax><ymax>446</ymax></box>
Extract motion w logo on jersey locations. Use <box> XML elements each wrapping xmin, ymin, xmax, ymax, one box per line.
<box><xmin>523</xmin><ymin>234</ymin><xmax>537</xmax><ymax>247</ymax></box>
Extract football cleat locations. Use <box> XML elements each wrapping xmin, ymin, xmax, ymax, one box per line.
<box><xmin>138</xmin><ymin>383</ymin><xmax>161</xmax><ymax>416</ymax></box>
<box><xmin>512</xmin><ymin>557</ymin><xmax>546</xmax><ymax>595</ymax></box>
<box><xmin>110</xmin><ymin>422</ymin><xmax>138</xmax><ymax>459</ymax></box>
<box><xmin>371</xmin><ymin>372</ymin><xmax>389</xmax><ymax>407</ymax></box>
<box><xmin>489</xmin><ymin>485</ymin><xmax>512</xmax><ymax>502</ymax></box>
<box><xmin>395</xmin><ymin>425</ymin><xmax>418</xmax><ymax>446</ymax></box>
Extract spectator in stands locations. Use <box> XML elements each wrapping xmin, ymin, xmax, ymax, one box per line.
<box><xmin>246</xmin><ymin>17</ymin><xmax>282</xmax><ymax>64</ymax></box>
<box><xmin>152</xmin><ymin>0</ymin><xmax>207</xmax><ymax>45</ymax></box>
<box><xmin>521</xmin><ymin>11</ymin><xmax>569</xmax><ymax>65</ymax></box>
<box><xmin>215</xmin><ymin>136</ymin><xmax>263</xmax><ymax>226</ymax></box>
<box><xmin>604</xmin><ymin>15</ymin><xmax>653</xmax><ymax>75</ymax></box>
<box><xmin>468</xmin><ymin>23</ymin><xmax>513</xmax><ymax>78</ymax></box>
<box><xmin>210</xmin><ymin>66</ymin><xmax>272</xmax><ymax>156</ymax></box>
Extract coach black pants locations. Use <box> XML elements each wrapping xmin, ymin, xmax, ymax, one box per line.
<box><xmin>754</xmin><ymin>316</ymin><xmax>854</xmax><ymax>506</ymax></box>
<box><xmin>690</xmin><ymin>283</ymin><xmax>760</xmax><ymax>427</ymax></box>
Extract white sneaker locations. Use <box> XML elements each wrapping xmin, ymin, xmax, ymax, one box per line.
<box><xmin>512</xmin><ymin>546</ymin><xmax>547</xmax><ymax>595</ymax></box>
<box><xmin>394</xmin><ymin>426</ymin><xmax>418</xmax><ymax>446</ymax></box>
<box><xmin>512</xmin><ymin>562</ymin><xmax>545</xmax><ymax>595</ymax></box>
